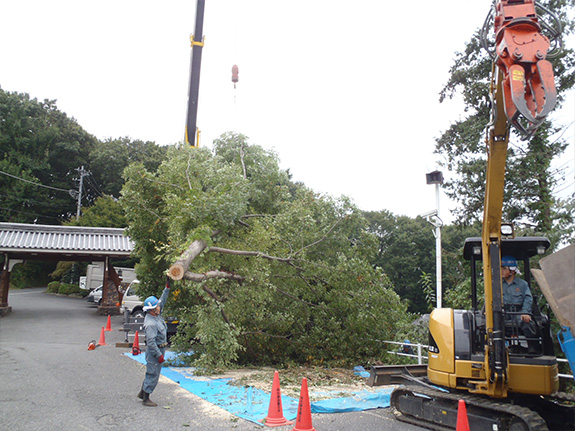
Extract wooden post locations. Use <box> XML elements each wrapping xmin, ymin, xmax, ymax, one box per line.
<box><xmin>0</xmin><ymin>262</ymin><xmax>11</xmax><ymax>316</ymax></box>
<box><xmin>0</xmin><ymin>254</ymin><xmax>18</xmax><ymax>316</ymax></box>
<box><xmin>98</xmin><ymin>257</ymin><xmax>122</xmax><ymax>315</ymax></box>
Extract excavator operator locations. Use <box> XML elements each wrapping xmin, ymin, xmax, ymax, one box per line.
<box><xmin>501</xmin><ymin>255</ymin><xmax>538</xmax><ymax>353</ymax></box>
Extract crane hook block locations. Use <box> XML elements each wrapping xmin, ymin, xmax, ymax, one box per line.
<box><xmin>231</xmin><ymin>64</ymin><xmax>239</xmax><ymax>89</ymax></box>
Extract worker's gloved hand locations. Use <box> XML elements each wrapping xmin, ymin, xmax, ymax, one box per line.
<box><xmin>158</xmin><ymin>355</ymin><xmax>165</xmax><ymax>364</ymax></box>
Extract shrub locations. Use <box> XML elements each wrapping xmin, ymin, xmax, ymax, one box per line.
<box><xmin>47</xmin><ymin>281</ymin><xmax>61</xmax><ymax>294</ymax></box>
<box><xmin>11</xmin><ymin>261</ymin><xmax>55</xmax><ymax>288</ymax></box>
<box><xmin>58</xmin><ymin>283</ymin><xmax>87</xmax><ymax>296</ymax></box>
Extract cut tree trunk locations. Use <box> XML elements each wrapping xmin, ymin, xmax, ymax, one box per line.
<box><xmin>168</xmin><ymin>239</ymin><xmax>207</xmax><ymax>280</ymax></box>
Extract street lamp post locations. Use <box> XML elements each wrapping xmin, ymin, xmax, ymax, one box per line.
<box><xmin>426</xmin><ymin>171</ymin><xmax>444</xmax><ymax>309</ymax></box>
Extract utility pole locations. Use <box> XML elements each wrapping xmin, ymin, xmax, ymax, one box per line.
<box><xmin>75</xmin><ymin>166</ymin><xmax>88</xmax><ymax>220</ymax></box>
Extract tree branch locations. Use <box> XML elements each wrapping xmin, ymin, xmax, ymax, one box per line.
<box><xmin>240</xmin><ymin>142</ymin><xmax>247</xmax><ymax>180</ymax></box>
<box><xmin>168</xmin><ymin>223</ymin><xmax>337</xmax><ymax>283</ymax></box>
<box><xmin>201</xmin><ymin>284</ymin><xmax>235</xmax><ymax>328</ymax></box>
<box><xmin>294</xmin><ymin>217</ymin><xmax>345</xmax><ymax>257</ymax></box>
<box><xmin>273</xmin><ymin>286</ymin><xmax>318</xmax><ymax>307</ymax></box>
<box><xmin>182</xmin><ymin>270</ymin><xmax>245</xmax><ymax>282</ymax></box>
<box><xmin>185</xmin><ymin>151</ymin><xmax>194</xmax><ymax>190</ymax></box>
<box><xmin>240</xmin><ymin>330</ymin><xmax>292</xmax><ymax>339</ymax></box>
<box><xmin>209</xmin><ymin>247</ymin><xmax>293</xmax><ymax>263</ymax></box>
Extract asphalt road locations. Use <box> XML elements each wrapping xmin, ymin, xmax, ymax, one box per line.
<box><xmin>0</xmin><ymin>288</ymin><xmax>426</xmax><ymax>431</ymax></box>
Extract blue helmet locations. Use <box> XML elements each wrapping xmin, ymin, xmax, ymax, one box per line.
<box><xmin>501</xmin><ymin>256</ymin><xmax>517</xmax><ymax>267</ymax></box>
<box><xmin>143</xmin><ymin>296</ymin><xmax>160</xmax><ymax>311</ymax></box>
<box><xmin>501</xmin><ymin>256</ymin><xmax>521</xmax><ymax>274</ymax></box>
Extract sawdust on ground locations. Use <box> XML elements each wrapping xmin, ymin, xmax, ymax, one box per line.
<box><xmin>211</xmin><ymin>366</ymin><xmax>380</xmax><ymax>401</ymax></box>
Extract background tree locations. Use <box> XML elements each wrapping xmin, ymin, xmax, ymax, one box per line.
<box><xmin>121</xmin><ymin>134</ymin><xmax>410</xmax><ymax>371</ymax></box>
<box><xmin>435</xmin><ymin>0</ymin><xmax>575</xmax><ymax>243</ymax></box>
<box><xmin>65</xmin><ymin>195</ymin><xmax>128</xmax><ymax>228</ymax></box>
<box><xmin>88</xmin><ymin>137</ymin><xmax>168</xmax><ymax>198</ymax></box>
<box><xmin>440</xmin><ymin>222</ymin><xmax>483</xmax><ymax>309</ymax></box>
<box><xmin>364</xmin><ymin>210</ymin><xmax>482</xmax><ymax>313</ymax></box>
<box><xmin>0</xmin><ymin>88</ymin><xmax>169</xmax><ymax>225</ymax></box>
<box><xmin>363</xmin><ymin>210</ymin><xmax>435</xmax><ymax>313</ymax></box>
<box><xmin>0</xmin><ymin>88</ymin><xmax>98</xmax><ymax>224</ymax></box>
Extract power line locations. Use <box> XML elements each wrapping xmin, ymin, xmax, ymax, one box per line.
<box><xmin>0</xmin><ymin>192</ymin><xmax>68</xmax><ymax>208</ymax></box>
<box><xmin>84</xmin><ymin>173</ymin><xmax>104</xmax><ymax>198</ymax></box>
<box><xmin>0</xmin><ymin>169</ymin><xmax>70</xmax><ymax>193</ymax></box>
<box><xmin>554</xmin><ymin>181</ymin><xmax>575</xmax><ymax>195</ymax></box>
<box><xmin>0</xmin><ymin>206</ymin><xmax>61</xmax><ymax>221</ymax></box>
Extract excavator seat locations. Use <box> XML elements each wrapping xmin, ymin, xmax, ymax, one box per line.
<box><xmin>504</xmin><ymin>298</ymin><xmax>553</xmax><ymax>356</ymax></box>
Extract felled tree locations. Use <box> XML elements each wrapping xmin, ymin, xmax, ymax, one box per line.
<box><xmin>121</xmin><ymin>133</ymin><xmax>409</xmax><ymax>370</ymax></box>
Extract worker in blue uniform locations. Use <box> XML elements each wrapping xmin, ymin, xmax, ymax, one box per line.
<box><xmin>137</xmin><ymin>281</ymin><xmax>170</xmax><ymax>406</ymax></box>
<box><xmin>501</xmin><ymin>256</ymin><xmax>538</xmax><ymax>354</ymax></box>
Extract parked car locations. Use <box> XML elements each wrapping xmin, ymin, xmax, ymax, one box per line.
<box><xmin>122</xmin><ymin>280</ymin><xmax>143</xmax><ymax>316</ymax></box>
<box><xmin>86</xmin><ymin>285</ymin><xmax>103</xmax><ymax>305</ymax></box>
<box><xmin>121</xmin><ymin>279</ymin><xmax>179</xmax><ymax>342</ymax></box>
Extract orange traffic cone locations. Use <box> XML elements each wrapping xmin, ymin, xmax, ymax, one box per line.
<box><xmin>260</xmin><ymin>371</ymin><xmax>293</xmax><ymax>427</ymax></box>
<box><xmin>104</xmin><ymin>315</ymin><xmax>112</xmax><ymax>331</ymax></box>
<box><xmin>97</xmin><ymin>326</ymin><xmax>107</xmax><ymax>346</ymax></box>
<box><xmin>131</xmin><ymin>330</ymin><xmax>141</xmax><ymax>355</ymax></box>
<box><xmin>456</xmin><ymin>399</ymin><xmax>470</xmax><ymax>431</ymax></box>
<box><xmin>291</xmin><ymin>378</ymin><xmax>316</xmax><ymax>431</ymax></box>
<box><xmin>87</xmin><ymin>340</ymin><xmax>96</xmax><ymax>350</ymax></box>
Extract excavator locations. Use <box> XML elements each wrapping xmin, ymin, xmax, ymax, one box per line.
<box><xmin>367</xmin><ymin>1</ymin><xmax>575</xmax><ymax>430</ymax></box>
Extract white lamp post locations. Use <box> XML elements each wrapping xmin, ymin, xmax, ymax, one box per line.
<box><xmin>425</xmin><ymin>171</ymin><xmax>444</xmax><ymax>309</ymax></box>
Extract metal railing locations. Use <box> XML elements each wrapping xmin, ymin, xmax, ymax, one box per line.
<box><xmin>383</xmin><ymin>340</ymin><xmax>573</xmax><ymax>380</ymax></box>
<box><xmin>384</xmin><ymin>340</ymin><xmax>428</xmax><ymax>365</ymax></box>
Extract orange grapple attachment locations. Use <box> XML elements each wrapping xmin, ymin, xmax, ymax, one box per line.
<box><xmin>494</xmin><ymin>0</ymin><xmax>557</xmax><ymax>136</ymax></box>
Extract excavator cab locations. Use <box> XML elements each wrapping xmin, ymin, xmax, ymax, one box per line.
<box><xmin>462</xmin><ymin>236</ymin><xmax>555</xmax><ymax>357</ymax></box>
<box><xmin>428</xmin><ymin>236</ymin><xmax>559</xmax><ymax>397</ymax></box>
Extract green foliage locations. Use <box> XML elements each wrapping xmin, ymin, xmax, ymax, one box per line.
<box><xmin>48</xmin><ymin>261</ymin><xmax>85</xmax><ymax>284</ymax></box>
<box><xmin>0</xmin><ymin>88</ymin><xmax>168</xmax><ymax>224</ymax></box>
<box><xmin>10</xmin><ymin>261</ymin><xmax>55</xmax><ymax>289</ymax></box>
<box><xmin>420</xmin><ymin>272</ymin><xmax>435</xmax><ymax>312</ymax></box>
<box><xmin>49</xmin><ymin>261</ymin><xmax>74</xmax><ymax>280</ymax></box>
<box><xmin>65</xmin><ymin>195</ymin><xmax>128</xmax><ymax>228</ymax></box>
<box><xmin>88</xmin><ymin>137</ymin><xmax>168</xmax><ymax>198</ymax></box>
<box><xmin>45</xmin><ymin>281</ymin><xmax>87</xmax><ymax>296</ymax></box>
<box><xmin>363</xmin><ymin>210</ymin><xmax>436</xmax><ymax>313</ymax></box>
<box><xmin>444</xmin><ymin>278</ymin><xmax>484</xmax><ymax>310</ymax></box>
<box><xmin>47</xmin><ymin>281</ymin><xmax>61</xmax><ymax>293</ymax></box>
<box><xmin>363</xmin><ymin>211</ymin><xmax>481</xmax><ymax>314</ymax></box>
<box><xmin>397</xmin><ymin>314</ymin><xmax>430</xmax><ymax>347</ymax></box>
<box><xmin>0</xmin><ymin>88</ymin><xmax>98</xmax><ymax>223</ymax></box>
<box><xmin>58</xmin><ymin>283</ymin><xmax>86</xmax><ymax>296</ymax></box>
<box><xmin>190</xmin><ymin>303</ymin><xmax>244</xmax><ymax>371</ymax></box>
<box><xmin>122</xmin><ymin>134</ymin><xmax>410</xmax><ymax>371</ymax></box>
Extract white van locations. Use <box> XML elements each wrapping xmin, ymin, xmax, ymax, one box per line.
<box><xmin>122</xmin><ymin>280</ymin><xmax>144</xmax><ymax>317</ymax></box>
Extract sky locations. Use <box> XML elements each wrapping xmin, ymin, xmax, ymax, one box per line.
<box><xmin>1</xmin><ymin>0</ymin><xmax>573</xmax><ymax>224</ymax></box>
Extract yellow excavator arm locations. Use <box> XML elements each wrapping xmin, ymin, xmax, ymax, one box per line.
<box><xmin>480</xmin><ymin>65</ymin><xmax>511</xmax><ymax>397</ymax></box>
<box><xmin>480</xmin><ymin>0</ymin><xmax>559</xmax><ymax>398</ymax></box>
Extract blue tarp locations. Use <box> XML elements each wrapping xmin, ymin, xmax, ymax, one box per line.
<box><xmin>124</xmin><ymin>352</ymin><xmax>392</xmax><ymax>425</ymax></box>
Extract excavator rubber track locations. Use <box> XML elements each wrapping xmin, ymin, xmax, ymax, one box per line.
<box><xmin>390</xmin><ymin>385</ymin><xmax>549</xmax><ymax>431</ymax></box>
